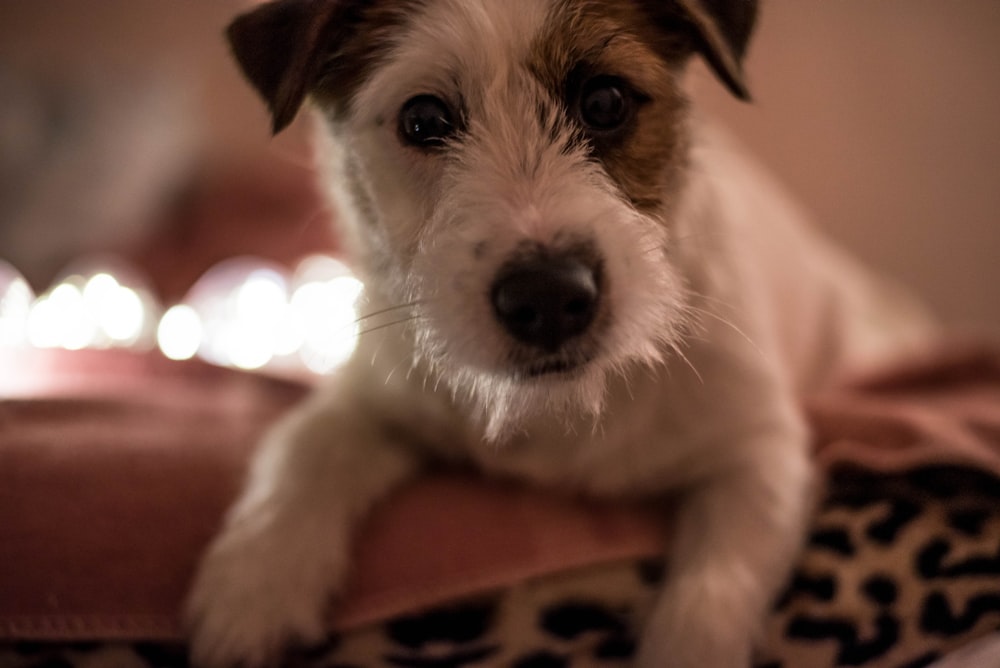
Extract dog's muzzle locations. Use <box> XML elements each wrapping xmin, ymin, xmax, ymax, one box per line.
<box><xmin>490</xmin><ymin>248</ymin><xmax>601</xmax><ymax>354</ymax></box>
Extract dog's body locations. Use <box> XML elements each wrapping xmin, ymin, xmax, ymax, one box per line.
<box><xmin>186</xmin><ymin>1</ymin><xmax>931</xmax><ymax>666</ymax></box>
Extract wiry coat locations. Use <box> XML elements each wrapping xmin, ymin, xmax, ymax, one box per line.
<box><xmin>186</xmin><ymin>1</ymin><xmax>931</xmax><ymax>666</ymax></box>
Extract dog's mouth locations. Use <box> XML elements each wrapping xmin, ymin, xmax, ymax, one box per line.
<box><xmin>517</xmin><ymin>351</ymin><xmax>595</xmax><ymax>379</ymax></box>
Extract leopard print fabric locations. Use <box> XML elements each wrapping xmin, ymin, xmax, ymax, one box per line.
<box><xmin>760</xmin><ymin>466</ymin><xmax>1000</xmax><ymax>668</ymax></box>
<box><xmin>3</xmin><ymin>466</ymin><xmax>998</xmax><ymax>668</ymax></box>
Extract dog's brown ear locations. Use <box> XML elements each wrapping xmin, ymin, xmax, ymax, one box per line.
<box><xmin>674</xmin><ymin>0</ymin><xmax>759</xmax><ymax>100</ymax></box>
<box><xmin>226</xmin><ymin>0</ymin><xmax>342</xmax><ymax>133</ymax></box>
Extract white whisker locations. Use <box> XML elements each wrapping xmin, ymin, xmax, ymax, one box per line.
<box><xmin>684</xmin><ymin>303</ymin><xmax>765</xmax><ymax>359</ymax></box>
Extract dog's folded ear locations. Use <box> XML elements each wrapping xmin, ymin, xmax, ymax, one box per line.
<box><xmin>226</xmin><ymin>0</ymin><xmax>342</xmax><ymax>133</ymax></box>
<box><xmin>672</xmin><ymin>0</ymin><xmax>759</xmax><ymax>100</ymax></box>
<box><xmin>228</xmin><ymin>0</ymin><xmax>759</xmax><ymax>133</ymax></box>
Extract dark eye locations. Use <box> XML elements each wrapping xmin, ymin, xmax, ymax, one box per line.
<box><xmin>579</xmin><ymin>76</ymin><xmax>633</xmax><ymax>132</ymax></box>
<box><xmin>399</xmin><ymin>95</ymin><xmax>455</xmax><ymax>148</ymax></box>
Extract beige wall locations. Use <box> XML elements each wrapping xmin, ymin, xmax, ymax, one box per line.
<box><xmin>0</xmin><ymin>0</ymin><xmax>289</xmax><ymax>162</ymax></box>
<box><xmin>2</xmin><ymin>0</ymin><xmax>998</xmax><ymax>336</ymax></box>
<box><xmin>696</xmin><ymin>1</ymin><xmax>1000</xmax><ymax>338</ymax></box>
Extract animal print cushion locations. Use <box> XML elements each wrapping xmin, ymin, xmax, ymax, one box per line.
<box><xmin>761</xmin><ymin>466</ymin><xmax>1000</xmax><ymax>668</ymax></box>
<box><xmin>4</xmin><ymin>465</ymin><xmax>997</xmax><ymax>668</ymax></box>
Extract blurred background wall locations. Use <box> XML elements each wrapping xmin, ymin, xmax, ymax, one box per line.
<box><xmin>695</xmin><ymin>1</ymin><xmax>1000</xmax><ymax>340</ymax></box>
<box><xmin>1</xmin><ymin>0</ymin><xmax>997</xmax><ymax>336</ymax></box>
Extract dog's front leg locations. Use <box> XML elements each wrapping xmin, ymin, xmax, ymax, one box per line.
<box><xmin>635</xmin><ymin>429</ymin><xmax>813</xmax><ymax>668</ymax></box>
<box><xmin>185</xmin><ymin>390</ymin><xmax>419</xmax><ymax>668</ymax></box>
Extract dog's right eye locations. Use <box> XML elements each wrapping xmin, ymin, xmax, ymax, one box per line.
<box><xmin>578</xmin><ymin>76</ymin><xmax>640</xmax><ymax>134</ymax></box>
<box><xmin>399</xmin><ymin>95</ymin><xmax>456</xmax><ymax>149</ymax></box>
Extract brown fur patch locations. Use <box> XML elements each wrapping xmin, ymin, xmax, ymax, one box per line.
<box><xmin>305</xmin><ymin>0</ymin><xmax>694</xmax><ymax>217</ymax></box>
<box><xmin>312</xmin><ymin>0</ymin><xmax>426</xmax><ymax>120</ymax></box>
<box><xmin>529</xmin><ymin>0</ymin><xmax>694</xmax><ymax>214</ymax></box>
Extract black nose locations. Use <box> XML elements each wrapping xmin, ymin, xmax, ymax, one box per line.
<box><xmin>491</xmin><ymin>255</ymin><xmax>600</xmax><ymax>352</ymax></box>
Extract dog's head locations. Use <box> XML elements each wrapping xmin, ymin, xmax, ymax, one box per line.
<box><xmin>228</xmin><ymin>0</ymin><xmax>757</xmax><ymax>438</ymax></box>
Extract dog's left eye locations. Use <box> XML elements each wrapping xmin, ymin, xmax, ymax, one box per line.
<box><xmin>579</xmin><ymin>76</ymin><xmax>634</xmax><ymax>132</ymax></box>
<box><xmin>399</xmin><ymin>95</ymin><xmax>456</xmax><ymax>149</ymax></box>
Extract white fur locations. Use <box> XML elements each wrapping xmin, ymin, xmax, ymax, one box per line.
<box><xmin>187</xmin><ymin>1</ymin><xmax>932</xmax><ymax>666</ymax></box>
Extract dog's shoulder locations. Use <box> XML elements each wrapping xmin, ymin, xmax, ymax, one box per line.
<box><xmin>681</xmin><ymin>120</ymin><xmax>935</xmax><ymax>391</ymax></box>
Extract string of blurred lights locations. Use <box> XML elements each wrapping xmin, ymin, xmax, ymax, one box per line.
<box><xmin>0</xmin><ymin>254</ymin><xmax>363</xmax><ymax>376</ymax></box>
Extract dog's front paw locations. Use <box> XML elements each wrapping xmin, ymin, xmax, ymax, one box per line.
<box><xmin>635</xmin><ymin>575</ymin><xmax>758</xmax><ymax>668</ymax></box>
<box><xmin>185</xmin><ymin>523</ymin><xmax>345</xmax><ymax>668</ymax></box>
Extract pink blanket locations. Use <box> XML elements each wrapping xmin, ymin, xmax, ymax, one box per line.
<box><xmin>1</xmin><ymin>343</ymin><xmax>998</xmax><ymax>641</ymax></box>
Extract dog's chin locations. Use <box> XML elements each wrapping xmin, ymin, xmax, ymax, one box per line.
<box><xmin>517</xmin><ymin>350</ymin><xmax>595</xmax><ymax>380</ymax></box>
<box><xmin>436</xmin><ymin>350</ymin><xmax>609</xmax><ymax>443</ymax></box>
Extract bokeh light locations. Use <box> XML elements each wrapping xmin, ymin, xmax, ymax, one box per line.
<box><xmin>29</xmin><ymin>282</ymin><xmax>98</xmax><ymax>350</ymax></box>
<box><xmin>2</xmin><ymin>253</ymin><xmax>364</xmax><ymax>377</ymax></box>
<box><xmin>0</xmin><ymin>261</ymin><xmax>36</xmax><ymax>347</ymax></box>
<box><xmin>291</xmin><ymin>255</ymin><xmax>363</xmax><ymax>374</ymax></box>
<box><xmin>184</xmin><ymin>258</ymin><xmax>290</xmax><ymax>370</ymax></box>
<box><xmin>83</xmin><ymin>272</ymin><xmax>146</xmax><ymax>345</ymax></box>
<box><xmin>157</xmin><ymin>305</ymin><xmax>203</xmax><ymax>361</ymax></box>
<box><xmin>21</xmin><ymin>258</ymin><xmax>160</xmax><ymax>351</ymax></box>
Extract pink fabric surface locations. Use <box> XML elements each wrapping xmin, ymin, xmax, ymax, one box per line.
<box><xmin>808</xmin><ymin>343</ymin><xmax>1000</xmax><ymax>479</ymax></box>
<box><xmin>0</xmin><ymin>349</ymin><xmax>664</xmax><ymax>641</ymax></box>
<box><xmin>1</xmin><ymin>342</ymin><xmax>998</xmax><ymax>642</ymax></box>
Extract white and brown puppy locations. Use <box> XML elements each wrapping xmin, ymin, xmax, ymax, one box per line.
<box><xmin>186</xmin><ymin>1</ymin><xmax>930</xmax><ymax>666</ymax></box>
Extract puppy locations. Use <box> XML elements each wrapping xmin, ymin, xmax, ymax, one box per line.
<box><xmin>186</xmin><ymin>1</ymin><xmax>931</xmax><ymax>666</ymax></box>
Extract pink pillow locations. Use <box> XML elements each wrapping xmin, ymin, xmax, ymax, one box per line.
<box><xmin>0</xmin><ymin>349</ymin><xmax>664</xmax><ymax>641</ymax></box>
